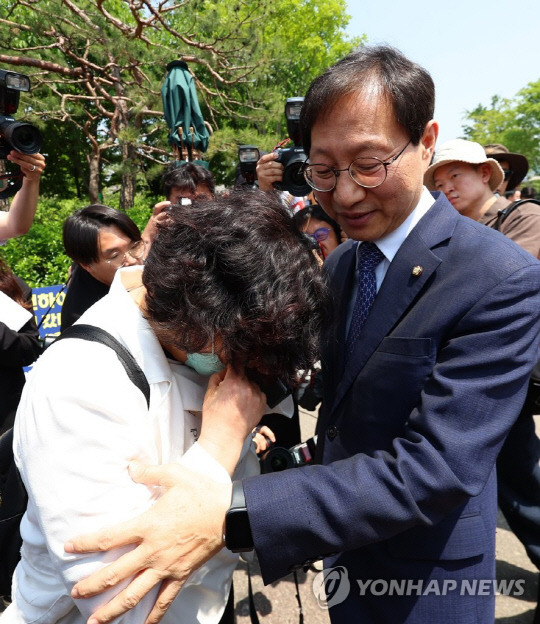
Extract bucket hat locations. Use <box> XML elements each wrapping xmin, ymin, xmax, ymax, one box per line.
<box><xmin>484</xmin><ymin>144</ymin><xmax>529</xmax><ymax>191</ymax></box>
<box><xmin>424</xmin><ymin>139</ymin><xmax>504</xmax><ymax>191</ymax></box>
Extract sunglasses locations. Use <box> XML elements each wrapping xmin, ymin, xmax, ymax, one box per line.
<box><xmin>503</xmin><ymin>170</ymin><xmax>514</xmax><ymax>181</ymax></box>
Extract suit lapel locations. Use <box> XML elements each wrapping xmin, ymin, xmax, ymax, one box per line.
<box><xmin>321</xmin><ymin>241</ymin><xmax>357</xmax><ymax>390</ymax></box>
<box><xmin>326</xmin><ymin>194</ymin><xmax>459</xmax><ymax>417</ymax></box>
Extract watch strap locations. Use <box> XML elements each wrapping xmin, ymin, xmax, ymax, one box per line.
<box><xmin>225</xmin><ymin>480</ymin><xmax>254</xmax><ymax>553</ymax></box>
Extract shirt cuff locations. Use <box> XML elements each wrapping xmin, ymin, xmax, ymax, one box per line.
<box><xmin>179</xmin><ymin>441</ymin><xmax>231</xmax><ymax>484</ymax></box>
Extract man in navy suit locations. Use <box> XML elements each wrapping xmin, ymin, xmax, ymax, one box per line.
<box><xmin>65</xmin><ymin>46</ymin><xmax>540</xmax><ymax>624</ymax></box>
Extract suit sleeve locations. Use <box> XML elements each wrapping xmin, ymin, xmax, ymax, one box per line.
<box><xmin>0</xmin><ymin>277</ymin><xmax>41</xmax><ymax>367</ymax></box>
<box><xmin>0</xmin><ymin>318</ymin><xmax>42</xmax><ymax>367</ymax></box>
<box><xmin>243</xmin><ymin>261</ymin><xmax>540</xmax><ymax>583</ymax></box>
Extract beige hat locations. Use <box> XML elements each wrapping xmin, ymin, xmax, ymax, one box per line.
<box><xmin>424</xmin><ymin>139</ymin><xmax>504</xmax><ymax>191</ymax></box>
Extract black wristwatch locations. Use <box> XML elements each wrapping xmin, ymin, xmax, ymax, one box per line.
<box><xmin>224</xmin><ymin>480</ymin><xmax>254</xmax><ymax>553</ymax></box>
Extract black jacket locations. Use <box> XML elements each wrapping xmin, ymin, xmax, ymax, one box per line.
<box><xmin>0</xmin><ymin>278</ymin><xmax>42</xmax><ymax>434</ymax></box>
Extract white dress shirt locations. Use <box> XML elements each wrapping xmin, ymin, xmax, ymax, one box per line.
<box><xmin>5</xmin><ymin>266</ymin><xmax>288</xmax><ymax>624</ymax></box>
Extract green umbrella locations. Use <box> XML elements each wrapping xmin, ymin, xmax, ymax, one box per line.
<box><xmin>161</xmin><ymin>60</ymin><xmax>210</xmax><ymax>161</ymax></box>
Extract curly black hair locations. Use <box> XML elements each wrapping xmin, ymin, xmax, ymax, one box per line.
<box><xmin>143</xmin><ymin>189</ymin><xmax>329</xmax><ymax>382</ymax></box>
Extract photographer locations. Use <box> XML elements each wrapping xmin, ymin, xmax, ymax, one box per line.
<box><xmin>142</xmin><ymin>162</ymin><xmax>215</xmax><ymax>249</ymax></box>
<box><xmin>0</xmin><ymin>255</ymin><xmax>41</xmax><ymax>435</ymax></box>
<box><xmin>0</xmin><ymin>150</ymin><xmax>45</xmax><ymax>242</ymax></box>
<box><xmin>0</xmin><ymin>255</ymin><xmax>41</xmax><ymax>604</ymax></box>
<box><xmin>256</xmin><ymin>98</ymin><xmax>311</xmax><ymax>201</ymax></box>
<box><xmin>0</xmin><ymin>69</ymin><xmax>45</xmax><ymax>242</ymax></box>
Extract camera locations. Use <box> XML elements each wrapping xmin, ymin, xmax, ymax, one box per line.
<box><xmin>260</xmin><ymin>435</ymin><xmax>317</xmax><ymax>473</ymax></box>
<box><xmin>0</xmin><ymin>69</ymin><xmax>43</xmax><ymax>199</ymax></box>
<box><xmin>274</xmin><ymin>97</ymin><xmax>311</xmax><ymax>197</ymax></box>
<box><xmin>237</xmin><ymin>144</ymin><xmax>260</xmax><ymax>186</ymax></box>
<box><xmin>275</xmin><ymin>145</ymin><xmax>310</xmax><ymax>197</ymax></box>
<box><xmin>245</xmin><ymin>367</ymin><xmax>291</xmax><ymax>409</ymax></box>
<box><xmin>0</xmin><ymin>69</ymin><xmax>43</xmax><ymax>159</ymax></box>
<box><xmin>166</xmin><ymin>197</ymin><xmax>192</xmax><ymax>210</ymax></box>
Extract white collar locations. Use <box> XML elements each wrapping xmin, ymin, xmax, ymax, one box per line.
<box><xmin>358</xmin><ymin>187</ymin><xmax>435</xmax><ymax>264</ymax></box>
<box><xmin>85</xmin><ymin>266</ymin><xmax>173</xmax><ymax>386</ymax></box>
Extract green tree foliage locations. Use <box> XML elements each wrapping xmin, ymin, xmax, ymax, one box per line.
<box><xmin>1</xmin><ymin>0</ymin><xmax>363</xmax><ymax>202</ymax></box>
<box><xmin>0</xmin><ymin>194</ymin><xmax>153</xmax><ymax>288</ymax></box>
<box><xmin>462</xmin><ymin>79</ymin><xmax>540</xmax><ymax>174</ymax></box>
<box><xmin>37</xmin><ymin>121</ymin><xmax>91</xmax><ymax>200</ymax></box>
<box><xmin>0</xmin><ymin>0</ymin><xmax>362</xmax><ymax>285</ymax></box>
<box><xmin>0</xmin><ymin>197</ymin><xmax>77</xmax><ymax>287</ymax></box>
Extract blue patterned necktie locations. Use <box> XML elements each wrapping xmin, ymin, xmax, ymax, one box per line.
<box><xmin>346</xmin><ymin>242</ymin><xmax>385</xmax><ymax>355</ymax></box>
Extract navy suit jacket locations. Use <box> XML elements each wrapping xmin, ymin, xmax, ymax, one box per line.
<box><xmin>243</xmin><ymin>194</ymin><xmax>540</xmax><ymax>623</ymax></box>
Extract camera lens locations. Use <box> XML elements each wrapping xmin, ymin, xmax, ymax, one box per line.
<box><xmin>1</xmin><ymin>121</ymin><xmax>42</xmax><ymax>154</ymax></box>
<box><xmin>283</xmin><ymin>161</ymin><xmax>311</xmax><ymax>197</ymax></box>
<box><xmin>260</xmin><ymin>447</ymin><xmax>295</xmax><ymax>473</ymax></box>
<box><xmin>276</xmin><ymin>148</ymin><xmax>311</xmax><ymax>196</ymax></box>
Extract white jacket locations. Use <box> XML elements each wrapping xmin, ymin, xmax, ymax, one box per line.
<box><xmin>5</xmin><ymin>267</ymin><xmax>290</xmax><ymax>624</ymax></box>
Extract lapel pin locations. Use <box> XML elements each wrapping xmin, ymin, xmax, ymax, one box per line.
<box><xmin>412</xmin><ymin>265</ymin><xmax>423</xmax><ymax>277</ymax></box>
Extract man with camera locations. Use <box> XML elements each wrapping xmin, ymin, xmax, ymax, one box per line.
<box><xmin>256</xmin><ymin>150</ymin><xmax>285</xmax><ymax>192</ymax></box>
<box><xmin>256</xmin><ymin>97</ymin><xmax>312</xmax><ymax>201</ymax></box>
<box><xmin>62</xmin><ymin>46</ymin><xmax>540</xmax><ymax>624</ymax></box>
<box><xmin>141</xmin><ymin>161</ymin><xmax>215</xmax><ymax>249</ymax></box>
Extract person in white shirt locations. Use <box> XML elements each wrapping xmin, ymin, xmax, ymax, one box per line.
<box><xmin>4</xmin><ymin>189</ymin><xmax>327</xmax><ymax>624</ymax></box>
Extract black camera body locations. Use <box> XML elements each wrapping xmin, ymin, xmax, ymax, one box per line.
<box><xmin>245</xmin><ymin>368</ymin><xmax>291</xmax><ymax>409</ymax></box>
<box><xmin>275</xmin><ymin>145</ymin><xmax>310</xmax><ymax>197</ymax></box>
<box><xmin>273</xmin><ymin>97</ymin><xmax>311</xmax><ymax>197</ymax></box>
<box><xmin>260</xmin><ymin>435</ymin><xmax>318</xmax><ymax>473</ymax></box>
<box><xmin>0</xmin><ymin>69</ymin><xmax>43</xmax><ymax>160</ymax></box>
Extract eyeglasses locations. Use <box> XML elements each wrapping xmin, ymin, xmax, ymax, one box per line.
<box><xmin>311</xmin><ymin>227</ymin><xmax>331</xmax><ymax>242</ymax></box>
<box><xmin>303</xmin><ymin>140</ymin><xmax>412</xmax><ymax>192</ymax></box>
<box><xmin>503</xmin><ymin>169</ymin><xmax>513</xmax><ymax>181</ymax></box>
<box><xmin>105</xmin><ymin>240</ymin><xmax>145</xmax><ymax>269</ymax></box>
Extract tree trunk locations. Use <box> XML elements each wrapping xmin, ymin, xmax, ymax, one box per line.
<box><xmin>87</xmin><ymin>149</ymin><xmax>101</xmax><ymax>204</ymax></box>
<box><xmin>119</xmin><ymin>142</ymin><xmax>136</xmax><ymax>210</ymax></box>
